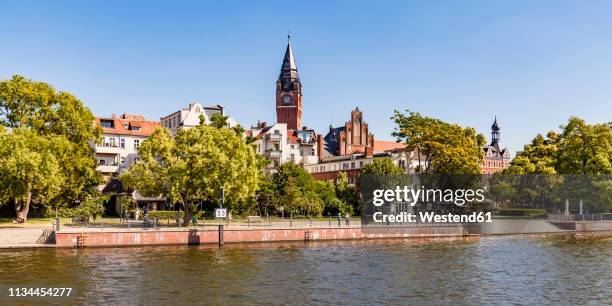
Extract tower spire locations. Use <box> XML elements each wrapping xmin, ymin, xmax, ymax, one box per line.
<box><xmin>278</xmin><ymin>34</ymin><xmax>299</xmax><ymax>87</ymax></box>
<box><xmin>491</xmin><ymin>116</ymin><xmax>500</xmax><ymax>147</ymax></box>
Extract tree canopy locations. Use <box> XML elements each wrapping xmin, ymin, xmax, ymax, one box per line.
<box><xmin>392</xmin><ymin>110</ymin><xmax>486</xmax><ymax>174</ymax></box>
<box><xmin>0</xmin><ymin>75</ymin><xmax>99</xmax><ymax>222</ymax></box>
<box><xmin>504</xmin><ymin>117</ymin><xmax>611</xmax><ymax>174</ymax></box>
<box><xmin>361</xmin><ymin>158</ymin><xmax>404</xmax><ymax>176</ymax></box>
<box><xmin>121</xmin><ymin>124</ymin><xmax>260</xmax><ymax>225</ymax></box>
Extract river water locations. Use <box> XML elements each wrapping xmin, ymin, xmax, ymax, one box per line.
<box><xmin>1</xmin><ymin>235</ymin><xmax>610</xmax><ymax>305</ymax></box>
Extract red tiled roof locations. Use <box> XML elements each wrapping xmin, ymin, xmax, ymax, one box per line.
<box><xmin>373</xmin><ymin>140</ymin><xmax>405</xmax><ymax>153</ymax></box>
<box><xmin>287</xmin><ymin>131</ymin><xmax>299</xmax><ymax>144</ymax></box>
<box><xmin>96</xmin><ymin>114</ymin><xmax>161</xmax><ymax>137</ymax></box>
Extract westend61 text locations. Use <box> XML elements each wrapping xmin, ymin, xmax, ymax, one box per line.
<box><xmin>372</xmin><ymin>212</ymin><xmax>493</xmax><ymax>223</ymax></box>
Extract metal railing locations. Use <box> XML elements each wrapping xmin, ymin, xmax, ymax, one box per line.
<box><xmin>548</xmin><ymin>213</ymin><xmax>612</xmax><ymax>222</ymax></box>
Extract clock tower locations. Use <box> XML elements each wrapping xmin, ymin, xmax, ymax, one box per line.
<box><xmin>276</xmin><ymin>35</ymin><xmax>302</xmax><ymax>130</ymax></box>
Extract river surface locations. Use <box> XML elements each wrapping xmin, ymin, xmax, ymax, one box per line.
<box><xmin>1</xmin><ymin>235</ymin><xmax>610</xmax><ymax>305</ymax></box>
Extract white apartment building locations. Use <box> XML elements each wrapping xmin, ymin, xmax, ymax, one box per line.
<box><xmin>247</xmin><ymin>122</ymin><xmax>319</xmax><ymax>172</ymax></box>
<box><xmin>93</xmin><ymin>114</ymin><xmax>161</xmax><ymax>178</ymax></box>
<box><xmin>160</xmin><ymin>103</ymin><xmax>238</xmax><ymax>135</ymax></box>
<box><xmin>304</xmin><ymin>146</ymin><xmax>427</xmax><ymax>184</ymax></box>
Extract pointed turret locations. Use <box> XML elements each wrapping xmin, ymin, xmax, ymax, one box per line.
<box><xmin>491</xmin><ymin>116</ymin><xmax>500</xmax><ymax>131</ymax></box>
<box><xmin>491</xmin><ymin>116</ymin><xmax>500</xmax><ymax>148</ymax></box>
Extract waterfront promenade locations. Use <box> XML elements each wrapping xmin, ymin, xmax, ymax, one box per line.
<box><xmin>1</xmin><ymin>217</ymin><xmax>610</xmax><ymax>248</ymax></box>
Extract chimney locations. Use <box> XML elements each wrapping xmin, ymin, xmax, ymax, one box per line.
<box><xmin>317</xmin><ymin>134</ymin><xmax>323</xmax><ymax>162</ymax></box>
<box><xmin>111</xmin><ymin>113</ymin><xmax>116</xmax><ymax>119</ymax></box>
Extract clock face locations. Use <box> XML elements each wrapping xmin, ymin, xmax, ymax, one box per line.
<box><xmin>283</xmin><ymin>95</ymin><xmax>292</xmax><ymax>105</ymax></box>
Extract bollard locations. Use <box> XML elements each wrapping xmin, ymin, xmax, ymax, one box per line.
<box><xmin>219</xmin><ymin>224</ymin><xmax>224</xmax><ymax>245</ymax></box>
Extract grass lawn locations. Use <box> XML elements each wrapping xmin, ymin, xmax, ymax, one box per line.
<box><xmin>0</xmin><ymin>217</ymin><xmax>125</xmax><ymax>227</ymax></box>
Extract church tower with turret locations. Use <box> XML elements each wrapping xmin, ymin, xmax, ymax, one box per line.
<box><xmin>276</xmin><ymin>35</ymin><xmax>302</xmax><ymax>130</ymax></box>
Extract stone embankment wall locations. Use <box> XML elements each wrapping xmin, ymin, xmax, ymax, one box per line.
<box><xmin>55</xmin><ymin>224</ymin><xmax>466</xmax><ymax>247</ymax></box>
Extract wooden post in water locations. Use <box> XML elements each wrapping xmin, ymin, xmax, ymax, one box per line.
<box><xmin>219</xmin><ymin>224</ymin><xmax>224</xmax><ymax>245</ymax></box>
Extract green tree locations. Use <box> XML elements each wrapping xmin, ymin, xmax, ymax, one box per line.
<box><xmin>208</xmin><ymin>113</ymin><xmax>229</xmax><ymax>129</ymax></box>
<box><xmin>0</xmin><ymin>129</ymin><xmax>63</xmax><ymax>222</ymax></box>
<box><xmin>335</xmin><ymin>172</ymin><xmax>361</xmax><ymax>214</ymax></box>
<box><xmin>556</xmin><ymin>117</ymin><xmax>611</xmax><ymax>174</ymax></box>
<box><xmin>121</xmin><ymin>125</ymin><xmax>259</xmax><ymax>225</ymax></box>
<box><xmin>361</xmin><ymin>158</ymin><xmax>404</xmax><ymax>176</ymax></box>
<box><xmin>503</xmin><ymin>133</ymin><xmax>558</xmax><ymax>174</ymax></box>
<box><xmin>504</xmin><ymin>117</ymin><xmax>611</xmax><ymax>174</ymax></box>
<box><xmin>0</xmin><ymin>75</ymin><xmax>100</xmax><ymax>222</ymax></box>
<box><xmin>392</xmin><ymin>110</ymin><xmax>486</xmax><ymax>174</ymax></box>
<box><xmin>271</xmin><ymin>162</ymin><xmax>324</xmax><ymax>217</ymax></box>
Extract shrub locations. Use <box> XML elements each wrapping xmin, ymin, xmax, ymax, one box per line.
<box><xmin>148</xmin><ymin>210</ymin><xmax>184</xmax><ymax>220</ymax></box>
<box><xmin>496</xmin><ymin>208</ymin><xmax>546</xmax><ymax>218</ymax></box>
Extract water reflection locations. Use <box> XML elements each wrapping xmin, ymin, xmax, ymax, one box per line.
<box><xmin>1</xmin><ymin>236</ymin><xmax>610</xmax><ymax>305</ymax></box>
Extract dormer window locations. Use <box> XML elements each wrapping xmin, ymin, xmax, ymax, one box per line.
<box><xmin>100</xmin><ymin>120</ymin><xmax>114</xmax><ymax>128</ymax></box>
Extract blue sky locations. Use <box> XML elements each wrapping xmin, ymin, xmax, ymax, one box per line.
<box><xmin>1</xmin><ymin>0</ymin><xmax>611</xmax><ymax>155</ymax></box>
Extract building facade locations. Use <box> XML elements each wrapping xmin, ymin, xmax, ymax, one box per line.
<box><xmin>481</xmin><ymin>117</ymin><xmax>511</xmax><ymax>174</ymax></box>
<box><xmin>318</xmin><ymin>107</ymin><xmax>375</xmax><ymax>159</ymax></box>
<box><xmin>307</xmin><ymin>109</ymin><xmax>421</xmax><ymax>183</ymax></box>
<box><xmin>247</xmin><ymin>121</ymin><xmax>318</xmax><ymax>172</ymax></box>
<box><xmin>94</xmin><ymin>113</ymin><xmax>161</xmax><ymax>178</ymax></box>
<box><xmin>160</xmin><ymin>103</ymin><xmax>237</xmax><ymax>136</ymax></box>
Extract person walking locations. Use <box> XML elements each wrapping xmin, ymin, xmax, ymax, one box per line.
<box><xmin>175</xmin><ymin>210</ymin><xmax>180</xmax><ymax>227</ymax></box>
<box><xmin>337</xmin><ymin>213</ymin><xmax>342</xmax><ymax>227</ymax></box>
<box><xmin>345</xmin><ymin>212</ymin><xmax>350</xmax><ymax>227</ymax></box>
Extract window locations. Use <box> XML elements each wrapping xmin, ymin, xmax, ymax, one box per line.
<box><xmin>120</xmin><ymin>157</ymin><xmax>125</xmax><ymax>164</ymax></box>
<box><xmin>120</xmin><ymin>138</ymin><xmax>125</xmax><ymax>148</ymax></box>
<box><xmin>99</xmin><ymin>159</ymin><xmax>106</xmax><ymax>165</ymax></box>
<box><xmin>134</xmin><ymin>139</ymin><xmax>140</xmax><ymax>149</ymax></box>
<box><xmin>351</xmin><ymin>162</ymin><xmax>355</xmax><ymax>169</ymax></box>
<box><xmin>109</xmin><ymin>137</ymin><xmax>116</xmax><ymax>147</ymax></box>
<box><xmin>100</xmin><ymin>120</ymin><xmax>114</xmax><ymax>128</ymax></box>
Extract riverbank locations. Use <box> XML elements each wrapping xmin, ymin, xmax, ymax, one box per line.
<box><xmin>1</xmin><ymin>219</ymin><xmax>611</xmax><ymax>249</ymax></box>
